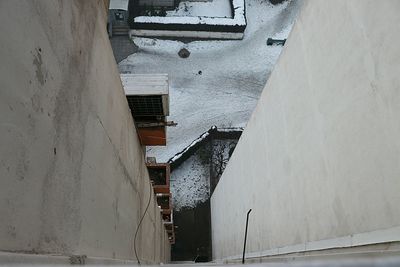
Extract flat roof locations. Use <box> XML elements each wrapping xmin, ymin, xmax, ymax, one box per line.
<box><xmin>121</xmin><ymin>74</ymin><xmax>169</xmax><ymax>96</ymax></box>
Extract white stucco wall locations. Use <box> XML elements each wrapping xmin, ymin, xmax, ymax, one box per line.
<box><xmin>0</xmin><ymin>0</ymin><xmax>169</xmax><ymax>263</ymax></box>
<box><xmin>211</xmin><ymin>0</ymin><xmax>400</xmax><ymax>261</ymax></box>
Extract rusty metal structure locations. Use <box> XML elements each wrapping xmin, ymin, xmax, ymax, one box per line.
<box><xmin>147</xmin><ymin>159</ymin><xmax>175</xmax><ymax>244</ymax></box>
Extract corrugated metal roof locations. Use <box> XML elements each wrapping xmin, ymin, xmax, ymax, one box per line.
<box><xmin>109</xmin><ymin>0</ymin><xmax>129</xmax><ymax>10</ymax></box>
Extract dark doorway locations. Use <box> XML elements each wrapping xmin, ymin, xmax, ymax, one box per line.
<box><xmin>171</xmin><ymin>200</ymin><xmax>211</xmax><ymax>261</ymax></box>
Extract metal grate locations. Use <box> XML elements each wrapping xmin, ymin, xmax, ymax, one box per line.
<box><xmin>148</xmin><ymin>168</ymin><xmax>167</xmax><ymax>185</ymax></box>
<box><xmin>127</xmin><ymin>95</ymin><xmax>164</xmax><ymax>116</ymax></box>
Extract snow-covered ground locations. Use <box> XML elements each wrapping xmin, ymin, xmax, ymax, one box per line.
<box><xmin>119</xmin><ymin>0</ymin><xmax>302</xmax><ymax>162</ymax></box>
<box><xmin>166</xmin><ymin>0</ymin><xmax>232</xmax><ymax>18</ymax></box>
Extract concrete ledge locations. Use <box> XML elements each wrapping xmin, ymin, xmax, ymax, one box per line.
<box><xmin>0</xmin><ymin>251</ymin><xmax>141</xmax><ymax>265</ymax></box>
<box><xmin>221</xmin><ymin>226</ymin><xmax>400</xmax><ymax>263</ymax></box>
<box><xmin>222</xmin><ymin>255</ymin><xmax>400</xmax><ymax>266</ymax></box>
<box><xmin>222</xmin><ymin>247</ymin><xmax>400</xmax><ymax>264</ymax></box>
<box><xmin>0</xmin><ymin>252</ymin><xmax>69</xmax><ymax>265</ymax></box>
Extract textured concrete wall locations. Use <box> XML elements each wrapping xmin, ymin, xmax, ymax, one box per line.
<box><xmin>0</xmin><ymin>0</ymin><xmax>169</xmax><ymax>263</ymax></box>
<box><xmin>211</xmin><ymin>0</ymin><xmax>400</xmax><ymax>261</ymax></box>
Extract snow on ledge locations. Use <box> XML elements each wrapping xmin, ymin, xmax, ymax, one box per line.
<box><xmin>168</xmin><ymin>126</ymin><xmax>243</xmax><ymax>165</ymax></box>
<box><xmin>168</xmin><ymin>130</ymin><xmax>211</xmax><ymax>163</ymax></box>
<box><xmin>134</xmin><ymin>0</ymin><xmax>246</xmax><ymax>27</ymax></box>
<box><xmin>130</xmin><ymin>29</ymin><xmax>244</xmax><ymax>39</ymax></box>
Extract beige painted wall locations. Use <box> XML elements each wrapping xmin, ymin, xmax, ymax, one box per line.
<box><xmin>0</xmin><ymin>0</ymin><xmax>169</xmax><ymax>263</ymax></box>
<box><xmin>211</xmin><ymin>0</ymin><xmax>400</xmax><ymax>261</ymax></box>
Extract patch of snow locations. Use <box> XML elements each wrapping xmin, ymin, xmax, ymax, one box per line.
<box><xmin>119</xmin><ymin>0</ymin><xmax>302</xmax><ymax>162</ymax></box>
<box><xmin>170</xmin><ymin>154</ymin><xmax>210</xmax><ymax>211</ymax></box>
<box><xmin>216</xmin><ymin>127</ymin><xmax>244</xmax><ymax>132</ymax></box>
<box><xmin>168</xmin><ymin>130</ymin><xmax>210</xmax><ymax>163</ymax></box>
<box><xmin>168</xmin><ymin>126</ymin><xmax>242</xmax><ymax>163</ymax></box>
<box><xmin>167</xmin><ymin>0</ymin><xmax>232</xmax><ymax>18</ymax></box>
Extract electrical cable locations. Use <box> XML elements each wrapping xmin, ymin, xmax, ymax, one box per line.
<box><xmin>133</xmin><ymin>181</ymin><xmax>153</xmax><ymax>265</ymax></box>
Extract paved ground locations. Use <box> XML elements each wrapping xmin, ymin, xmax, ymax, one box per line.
<box><xmin>110</xmin><ymin>36</ymin><xmax>138</xmax><ymax>63</ymax></box>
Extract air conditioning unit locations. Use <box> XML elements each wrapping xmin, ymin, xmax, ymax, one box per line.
<box><xmin>121</xmin><ymin>73</ymin><xmax>172</xmax><ymax>146</ymax></box>
<box><xmin>121</xmin><ymin>73</ymin><xmax>169</xmax><ymax>116</ymax></box>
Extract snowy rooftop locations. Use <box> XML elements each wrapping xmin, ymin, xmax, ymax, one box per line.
<box><xmin>166</xmin><ymin>0</ymin><xmax>232</xmax><ymax>18</ymax></box>
<box><xmin>120</xmin><ymin>74</ymin><xmax>169</xmax><ymax>96</ymax></box>
<box><xmin>119</xmin><ymin>0</ymin><xmax>302</xmax><ymax>162</ymax></box>
<box><xmin>134</xmin><ymin>0</ymin><xmax>246</xmax><ymax>26</ymax></box>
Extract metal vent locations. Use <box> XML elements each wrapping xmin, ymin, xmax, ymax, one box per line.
<box><xmin>127</xmin><ymin>95</ymin><xmax>163</xmax><ymax>116</ymax></box>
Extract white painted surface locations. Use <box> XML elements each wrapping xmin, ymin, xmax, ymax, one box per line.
<box><xmin>223</xmin><ymin>226</ymin><xmax>400</xmax><ymax>261</ymax></box>
<box><xmin>121</xmin><ymin>74</ymin><xmax>169</xmax><ymax>95</ymax></box>
<box><xmin>211</xmin><ymin>0</ymin><xmax>400</xmax><ymax>261</ymax></box>
<box><xmin>0</xmin><ymin>0</ymin><xmax>169</xmax><ymax>262</ymax></box>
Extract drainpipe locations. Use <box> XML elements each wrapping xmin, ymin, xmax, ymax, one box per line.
<box><xmin>242</xmin><ymin>209</ymin><xmax>252</xmax><ymax>264</ymax></box>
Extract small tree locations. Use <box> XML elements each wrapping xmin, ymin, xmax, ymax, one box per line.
<box><xmin>211</xmin><ymin>141</ymin><xmax>237</xmax><ymax>180</ymax></box>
